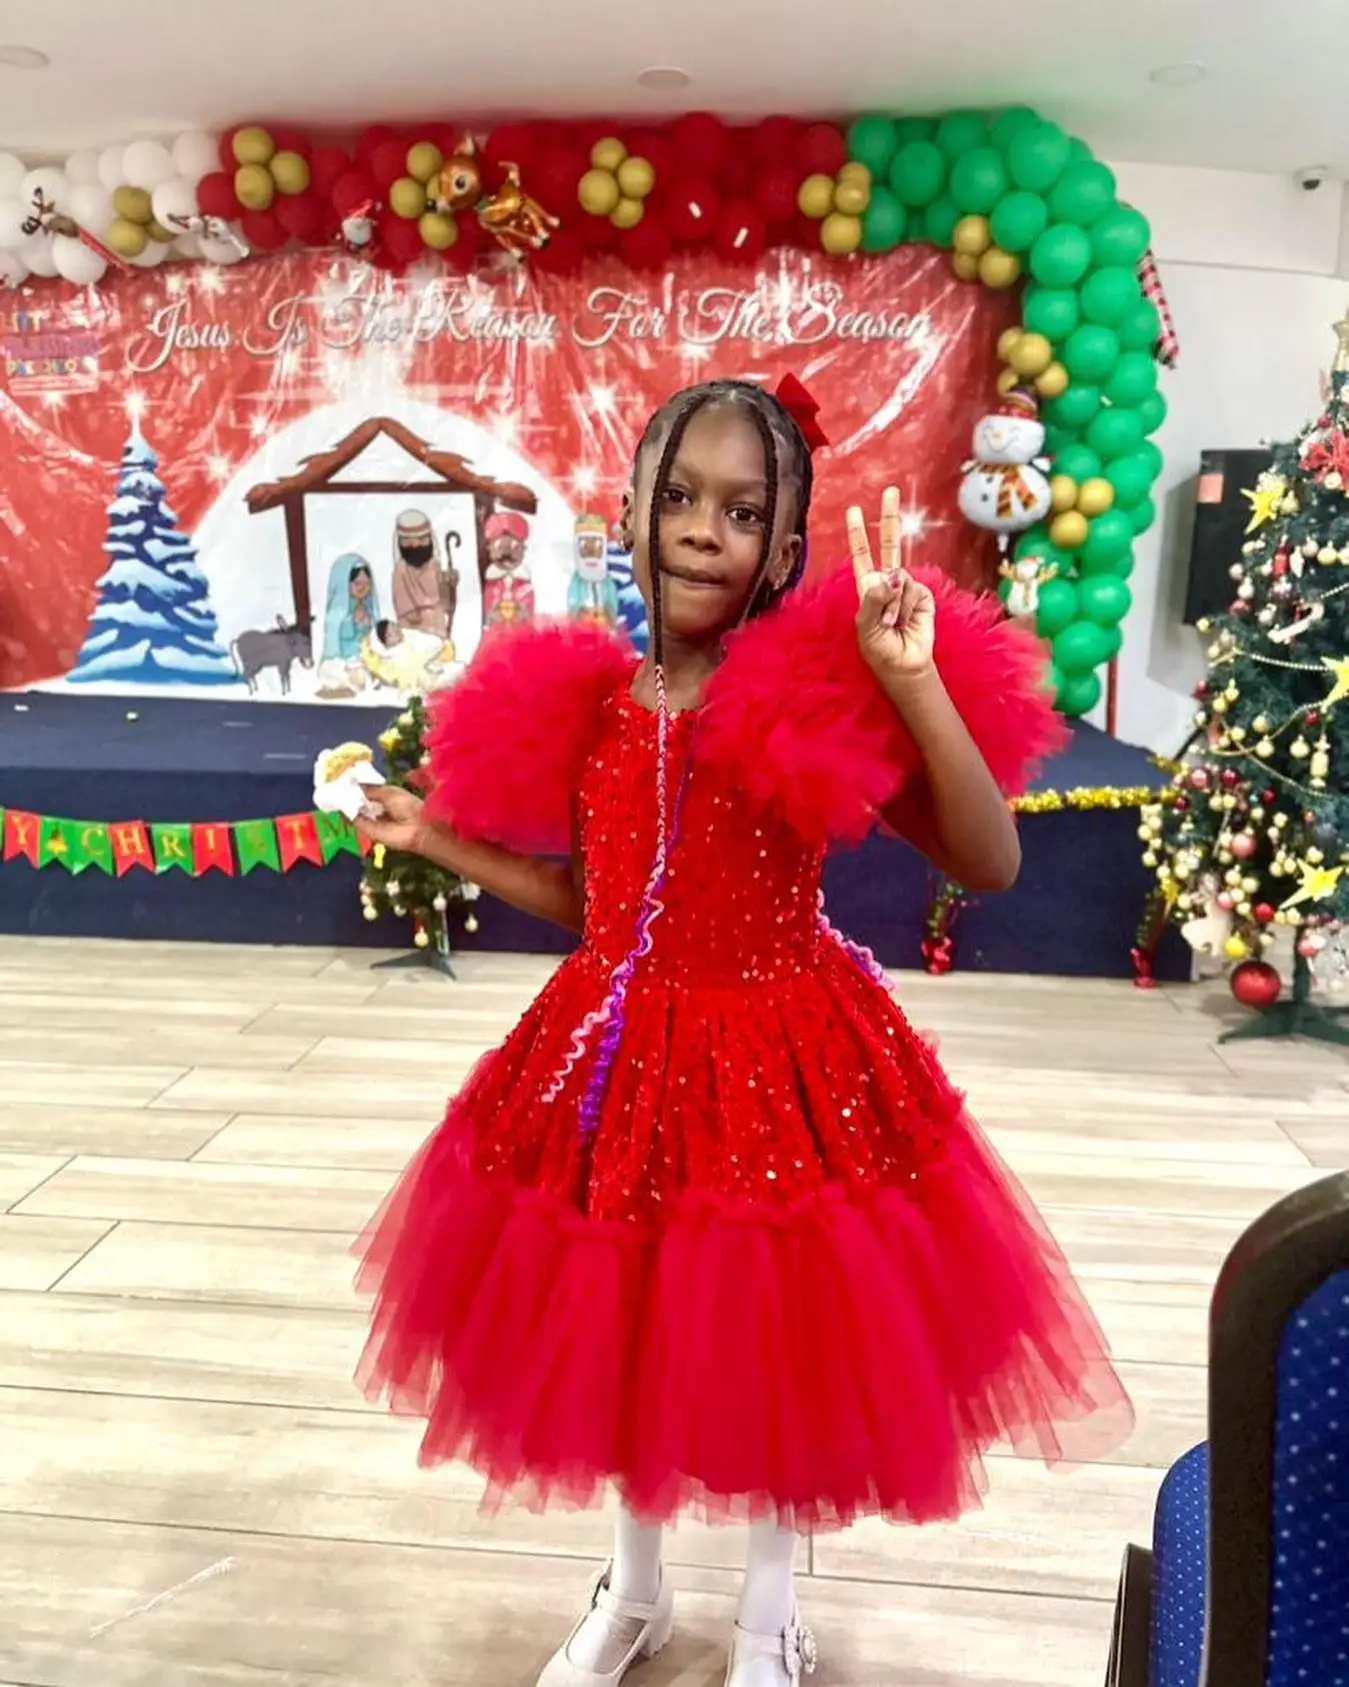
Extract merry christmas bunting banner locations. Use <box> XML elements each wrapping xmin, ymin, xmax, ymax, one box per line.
<box><xmin>0</xmin><ymin>808</ymin><xmax>367</xmax><ymax>875</ymax></box>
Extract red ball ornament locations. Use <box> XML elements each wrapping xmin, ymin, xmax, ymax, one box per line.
<box><xmin>240</xmin><ymin>208</ymin><xmax>287</xmax><ymax>251</ymax></box>
<box><xmin>370</xmin><ymin>138</ymin><xmax>409</xmax><ymax>192</ymax></box>
<box><xmin>618</xmin><ymin>217</ymin><xmax>672</xmax><ymax>272</ymax></box>
<box><xmin>1262</xmin><ymin>788</ymin><xmax>1278</xmax><ymax>806</ymax></box>
<box><xmin>1220</xmin><ymin>768</ymin><xmax>1239</xmax><ymax>789</ymax></box>
<box><xmin>1193</xmin><ymin>680</ymin><xmax>1208</xmax><ymax>700</ymax></box>
<box><xmin>1173</xmin><ymin>795</ymin><xmax>1190</xmax><ymax>812</ymax></box>
<box><xmin>1254</xmin><ymin>903</ymin><xmax>1276</xmax><ymax>925</ymax></box>
<box><xmin>751</xmin><ymin>115</ymin><xmax>801</xmax><ymax>165</ymax></box>
<box><xmin>1216</xmin><ymin>891</ymin><xmax>1235</xmax><ymax>912</ymax></box>
<box><xmin>753</xmin><ymin>164</ymin><xmax>800</xmax><ymax>225</ymax></box>
<box><xmin>1306</xmin><ymin>709</ymin><xmax>1322</xmax><ymax>728</ymax></box>
<box><xmin>1231</xmin><ymin>831</ymin><xmax>1258</xmax><ymax>860</ymax></box>
<box><xmin>196</xmin><ymin>171</ymin><xmax>241</xmax><ymax>220</ymax></box>
<box><xmin>1188</xmin><ymin>767</ymin><xmax>1211</xmax><ymax>792</ymax></box>
<box><xmin>713</xmin><ymin>200</ymin><xmax>768</xmax><ymax>264</ymax></box>
<box><xmin>1230</xmin><ymin>959</ymin><xmax>1281</xmax><ymax>1011</ymax></box>
<box><xmin>309</xmin><ymin>145</ymin><xmax>351</xmax><ymax>200</ymax></box>
<box><xmin>674</xmin><ymin>111</ymin><xmax>730</xmax><ymax>175</ymax></box>
<box><xmin>667</xmin><ymin>175</ymin><xmax>721</xmax><ymax>243</ymax></box>
<box><xmin>331</xmin><ymin>169</ymin><xmax>377</xmax><ymax>219</ymax></box>
<box><xmin>795</xmin><ymin>122</ymin><xmax>847</xmax><ymax>177</ymax></box>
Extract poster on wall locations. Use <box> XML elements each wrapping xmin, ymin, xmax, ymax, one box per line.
<box><xmin>0</xmin><ymin>248</ymin><xmax>1011</xmax><ymax>705</ymax></box>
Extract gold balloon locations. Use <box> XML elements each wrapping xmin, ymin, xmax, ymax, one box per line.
<box><xmin>235</xmin><ymin>163</ymin><xmax>275</xmax><ymax>211</ymax></box>
<box><xmin>146</xmin><ymin>219</ymin><xmax>175</xmax><ymax>244</ymax></box>
<box><xmin>232</xmin><ymin>126</ymin><xmax>276</xmax><ymax>167</ymax></box>
<box><xmin>833</xmin><ymin>175</ymin><xmax>871</xmax><ymax>216</ymax></box>
<box><xmin>1224</xmin><ymin>934</ymin><xmax>1250</xmax><ymax>962</ymax></box>
<box><xmin>610</xmin><ymin>196</ymin><xmax>645</xmax><ymax>230</ymax></box>
<box><xmin>838</xmin><ymin>161</ymin><xmax>872</xmax><ymax>184</ymax></box>
<box><xmin>106</xmin><ymin>217</ymin><xmax>149</xmax><ymax>258</ymax></box>
<box><xmin>1008</xmin><ymin>331</ymin><xmax>1053</xmax><ymax>377</ymax></box>
<box><xmin>1076</xmin><ymin>477</ymin><xmax>1117</xmax><ymax>516</ymax></box>
<box><xmin>997</xmin><ymin>326</ymin><xmax>1023</xmax><ymax>363</ymax></box>
<box><xmin>112</xmin><ymin>185</ymin><xmax>152</xmax><ymax>225</ymax></box>
<box><xmin>616</xmin><ymin>155</ymin><xmax>655</xmax><ymax>200</ymax></box>
<box><xmin>953</xmin><ymin>214</ymin><xmax>991</xmax><ymax>256</ymax></box>
<box><xmin>578</xmin><ymin>167</ymin><xmax>621</xmax><ymax>217</ymax></box>
<box><xmin>1050</xmin><ymin>474</ymin><xmax>1079</xmax><ymax>514</ymax></box>
<box><xmin>979</xmin><ymin>247</ymin><xmax>1022</xmax><ymax>289</ymax></box>
<box><xmin>996</xmin><ymin>366</ymin><xmax>1021</xmax><ymax>396</ymax></box>
<box><xmin>797</xmin><ymin>173</ymin><xmax>836</xmax><ymax>219</ymax></box>
<box><xmin>270</xmin><ymin>150</ymin><xmax>311</xmax><ymax>196</ymax></box>
<box><xmin>389</xmin><ymin>176</ymin><xmax>428</xmax><ymax>219</ymax></box>
<box><xmin>591</xmin><ymin>136</ymin><xmax>628</xmax><ymax>173</ymax></box>
<box><xmin>952</xmin><ymin>251</ymin><xmax>980</xmax><ymax>282</ymax></box>
<box><xmin>1034</xmin><ymin>360</ymin><xmax>1070</xmax><ymax>398</ymax></box>
<box><xmin>1049</xmin><ymin>510</ymin><xmax>1089</xmax><ymax>550</ymax></box>
<box><xmin>418</xmin><ymin>210</ymin><xmax>459</xmax><ymax>250</ymax></box>
<box><xmin>406</xmin><ymin>142</ymin><xmax>444</xmax><ymax>185</ymax></box>
<box><xmin>820</xmin><ymin>211</ymin><xmax>863</xmax><ymax>256</ymax></box>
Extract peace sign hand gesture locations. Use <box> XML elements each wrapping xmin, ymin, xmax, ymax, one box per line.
<box><xmin>848</xmin><ymin>486</ymin><xmax>936</xmax><ymax>688</ymax></box>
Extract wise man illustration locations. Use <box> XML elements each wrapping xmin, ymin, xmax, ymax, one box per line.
<box><xmin>482</xmin><ymin>509</ymin><xmax>534</xmax><ymax>628</ymax></box>
<box><xmin>391</xmin><ymin>509</ymin><xmax>448</xmax><ymax>637</ymax></box>
<box><xmin>567</xmin><ymin>512</ymin><xmax>619</xmax><ymax>629</ymax></box>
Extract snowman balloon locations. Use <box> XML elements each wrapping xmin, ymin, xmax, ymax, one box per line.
<box><xmin>958</xmin><ymin>387</ymin><xmax>1054</xmax><ymax>565</ymax></box>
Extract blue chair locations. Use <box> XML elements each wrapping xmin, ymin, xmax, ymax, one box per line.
<box><xmin>1105</xmin><ymin>1171</ymin><xmax>1349</xmax><ymax>1687</ymax></box>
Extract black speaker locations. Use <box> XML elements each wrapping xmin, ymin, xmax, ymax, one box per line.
<box><xmin>1183</xmin><ymin>447</ymin><xmax>1274</xmax><ymax>624</ymax></box>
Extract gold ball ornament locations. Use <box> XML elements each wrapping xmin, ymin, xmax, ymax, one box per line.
<box><xmin>578</xmin><ymin>168</ymin><xmax>621</xmax><ymax>217</ymax></box>
<box><xmin>418</xmin><ymin>210</ymin><xmax>459</xmax><ymax>250</ymax></box>
<box><xmin>952</xmin><ymin>251</ymin><xmax>980</xmax><ymax>282</ymax></box>
<box><xmin>591</xmin><ymin>136</ymin><xmax>628</xmax><ymax>173</ymax></box>
<box><xmin>1076</xmin><ymin>477</ymin><xmax>1116</xmax><ymax>516</ymax></box>
<box><xmin>820</xmin><ymin>212</ymin><xmax>863</xmax><ymax>256</ymax></box>
<box><xmin>997</xmin><ymin>327</ymin><xmax>1024</xmax><ymax>363</ymax></box>
<box><xmin>389</xmin><ymin>177</ymin><xmax>428</xmax><ymax>219</ymax></box>
<box><xmin>833</xmin><ymin>174</ymin><xmax>871</xmax><ymax>216</ymax></box>
<box><xmin>232</xmin><ymin>126</ymin><xmax>276</xmax><ymax>167</ymax></box>
<box><xmin>979</xmin><ymin>247</ymin><xmax>1022</xmax><ymax>289</ymax></box>
<box><xmin>610</xmin><ymin>196</ymin><xmax>645</xmax><ymax>230</ymax></box>
<box><xmin>1050</xmin><ymin>474</ymin><xmax>1079</xmax><ymax>515</ymax></box>
<box><xmin>112</xmin><ymin>185</ymin><xmax>152</xmax><ymax>224</ymax></box>
<box><xmin>1008</xmin><ymin>332</ymin><xmax>1053</xmax><ymax>377</ymax></box>
<box><xmin>996</xmin><ymin>366</ymin><xmax>1021</xmax><ymax>396</ymax></box>
<box><xmin>1224</xmin><ymin>934</ymin><xmax>1251</xmax><ymax>961</ymax></box>
<box><xmin>798</xmin><ymin>173</ymin><xmax>836</xmax><ymax>219</ymax></box>
<box><xmin>235</xmin><ymin>163</ymin><xmax>276</xmax><ymax>211</ymax></box>
<box><xmin>406</xmin><ymin>142</ymin><xmax>445</xmax><ymax>184</ymax></box>
<box><xmin>106</xmin><ymin>217</ymin><xmax>149</xmax><ymax>258</ymax></box>
<box><xmin>1034</xmin><ymin>360</ymin><xmax>1070</xmax><ymax>398</ymax></box>
<box><xmin>953</xmin><ymin>214</ymin><xmax>991</xmax><ymax>257</ymax></box>
<box><xmin>1049</xmin><ymin>510</ymin><xmax>1089</xmax><ymax>550</ymax></box>
<box><xmin>616</xmin><ymin>155</ymin><xmax>655</xmax><ymax>200</ymax></box>
<box><xmin>414</xmin><ymin>929</ymin><xmax>430</xmax><ymax>949</ymax></box>
<box><xmin>270</xmin><ymin>150</ymin><xmax>311</xmax><ymax>196</ymax></box>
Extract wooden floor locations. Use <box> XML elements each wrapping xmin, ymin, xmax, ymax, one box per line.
<box><xmin>1</xmin><ymin>936</ymin><xmax>1345</xmax><ymax>1687</ymax></box>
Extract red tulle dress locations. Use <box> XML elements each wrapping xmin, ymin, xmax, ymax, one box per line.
<box><xmin>357</xmin><ymin>565</ymin><xmax>1131</xmax><ymax>1530</ymax></box>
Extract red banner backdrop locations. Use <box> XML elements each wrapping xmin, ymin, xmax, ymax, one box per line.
<box><xmin>0</xmin><ymin>247</ymin><xmax>1011</xmax><ymax>702</ymax></box>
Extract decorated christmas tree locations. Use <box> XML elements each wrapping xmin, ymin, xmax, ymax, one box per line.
<box><xmin>1142</xmin><ymin>315</ymin><xmax>1349</xmax><ymax>1041</ymax></box>
<box><xmin>359</xmin><ymin>694</ymin><xmax>479</xmax><ymax>972</ymax></box>
<box><xmin>70</xmin><ymin>417</ymin><xmax>234</xmax><ymax>687</ymax></box>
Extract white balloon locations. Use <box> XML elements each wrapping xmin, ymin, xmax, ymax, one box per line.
<box><xmin>122</xmin><ymin>139</ymin><xmax>175</xmax><ymax>191</ymax></box>
<box><xmin>97</xmin><ymin>145</ymin><xmax>127</xmax><ymax>191</ymax></box>
<box><xmin>65</xmin><ymin>147</ymin><xmax>101</xmax><ymax>185</ymax></box>
<box><xmin>127</xmin><ymin>237</ymin><xmax>169</xmax><ymax>268</ymax></box>
<box><xmin>150</xmin><ymin>176</ymin><xmax>197</xmax><ymax>230</ymax></box>
<box><xmin>200</xmin><ymin>233</ymin><xmax>245</xmax><ymax>265</ymax></box>
<box><xmin>51</xmin><ymin>232</ymin><xmax>107</xmax><ymax>286</ymax></box>
<box><xmin>20</xmin><ymin>234</ymin><xmax>58</xmax><ymax>278</ymax></box>
<box><xmin>172</xmin><ymin>131</ymin><xmax>219</xmax><ymax>185</ymax></box>
<box><xmin>0</xmin><ymin>199</ymin><xmax>30</xmax><ymax>249</ymax></box>
<box><xmin>173</xmin><ymin>232</ymin><xmax>203</xmax><ymax>259</ymax></box>
<box><xmin>21</xmin><ymin>166</ymin><xmax>69</xmax><ymax>208</ymax></box>
<box><xmin>68</xmin><ymin>181</ymin><xmax>114</xmax><ymax>234</ymax></box>
<box><xmin>0</xmin><ymin>152</ymin><xmax>24</xmax><ymax>197</ymax></box>
<box><xmin>0</xmin><ymin>248</ymin><xmax>29</xmax><ymax>287</ymax></box>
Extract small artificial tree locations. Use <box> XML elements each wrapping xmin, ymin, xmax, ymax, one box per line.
<box><xmin>1142</xmin><ymin>315</ymin><xmax>1349</xmax><ymax>1042</ymax></box>
<box><xmin>359</xmin><ymin>693</ymin><xmax>479</xmax><ymax>975</ymax></box>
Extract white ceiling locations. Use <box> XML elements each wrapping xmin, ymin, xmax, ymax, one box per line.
<box><xmin>2</xmin><ymin>0</ymin><xmax>1345</xmax><ymax>177</ymax></box>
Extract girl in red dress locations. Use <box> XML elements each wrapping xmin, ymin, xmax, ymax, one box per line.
<box><xmin>356</xmin><ymin>378</ymin><xmax>1129</xmax><ymax>1687</ymax></box>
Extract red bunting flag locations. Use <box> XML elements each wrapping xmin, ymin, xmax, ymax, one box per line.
<box><xmin>109</xmin><ymin>821</ymin><xmax>153</xmax><ymax>876</ymax></box>
<box><xmin>3</xmin><ymin>810</ymin><xmax>40</xmax><ymax>864</ymax></box>
<box><xmin>192</xmin><ymin>823</ymin><xmax>236</xmax><ymax>876</ymax></box>
<box><xmin>276</xmin><ymin>812</ymin><xmax>323</xmax><ymax>871</ymax></box>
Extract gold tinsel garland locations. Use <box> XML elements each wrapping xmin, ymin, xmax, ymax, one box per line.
<box><xmin>1011</xmin><ymin>783</ymin><xmax>1172</xmax><ymax>815</ymax></box>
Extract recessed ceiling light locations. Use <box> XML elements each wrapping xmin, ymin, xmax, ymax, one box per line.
<box><xmin>637</xmin><ymin>66</ymin><xmax>691</xmax><ymax>92</ymax></box>
<box><xmin>1149</xmin><ymin>62</ymin><xmax>1208</xmax><ymax>88</ymax></box>
<box><xmin>0</xmin><ymin>44</ymin><xmax>49</xmax><ymax>68</ymax></box>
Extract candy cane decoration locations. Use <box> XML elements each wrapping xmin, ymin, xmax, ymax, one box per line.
<box><xmin>1138</xmin><ymin>248</ymin><xmax>1179</xmax><ymax>368</ymax></box>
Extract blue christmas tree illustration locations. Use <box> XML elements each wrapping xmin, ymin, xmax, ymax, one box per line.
<box><xmin>69</xmin><ymin>418</ymin><xmax>234</xmax><ymax>686</ymax></box>
<box><xmin>607</xmin><ymin>541</ymin><xmax>649</xmax><ymax>654</ymax></box>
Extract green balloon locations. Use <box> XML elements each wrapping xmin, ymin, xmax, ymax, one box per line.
<box><xmin>950</xmin><ymin>146</ymin><xmax>1007</xmax><ymax>213</ymax></box>
<box><xmin>1054</xmin><ymin>443</ymin><xmax>1103</xmax><ymax>482</ymax></box>
<box><xmin>1128</xmin><ymin>497</ymin><xmax>1157</xmax><ymax>535</ymax></box>
<box><xmin>1079</xmin><ymin>544</ymin><xmax>1136</xmax><ymax>580</ymax></box>
<box><xmin>894</xmin><ymin>117</ymin><xmax>936</xmax><ymax>146</ymax></box>
<box><xmin>1029</xmin><ymin>223</ymin><xmax>1092</xmax><ymax>286</ymax></box>
<box><xmin>1099</xmin><ymin>626</ymin><xmax>1124</xmax><ymax>660</ymax></box>
<box><xmin>1117</xmin><ymin>300</ymin><xmax>1162</xmax><ymax>352</ymax></box>
<box><xmin>990</xmin><ymin>190</ymin><xmax>1048</xmax><ymax>253</ymax></box>
<box><xmin>1063</xmin><ymin>324</ymin><xmax>1121</xmax><ymax>383</ymax></box>
<box><xmin>861</xmin><ymin>185</ymin><xmax>908</xmax><ymax>252</ymax></box>
<box><xmin>1045</xmin><ymin>383</ymin><xmax>1101</xmax><ymax>431</ymax></box>
<box><xmin>1104</xmin><ymin>351</ymin><xmax>1157</xmax><ymax>408</ymax></box>
<box><xmin>1080</xmin><ymin>510</ymin><xmax>1134</xmax><ymax>568</ymax></box>
<box><xmin>1080</xmin><ymin>266</ymin><xmax>1142</xmax><ymax>327</ymax></box>
<box><xmin>1079</xmin><ymin>573</ymin><xmax>1133</xmax><ymax>626</ymax></box>
<box><xmin>1138</xmin><ymin>439</ymin><xmax>1165</xmax><ymax>480</ymax></box>
<box><xmin>1107</xmin><ymin>452</ymin><xmax>1154</xmax><ymax>508</ymax></box>
<box><xmin>1023</xmin><ymin>284</ymin><xmax>1079</xmax><ymax>341</ymax></box>
<box><xmin>1086</xmin><ymin>405</ymin><xmax>1145</xmax><ymax>461</ymax></box>
<box><xmin>848</xmin><ymin>114</ymin><xmax>899</xmax><ymax>177</ymax></box>
<box><xmin>890</xmin><ymin>141</ymin><xmax>946</xmax><ymax>206</ymax></box>
<box><xmin>1014</xmin><ymin>529</ymin><xmax>1072</xmax><ymax>570</ymax></box>
<box><xmin>1034</xmin><ymin>577</ymin><xmax>1079</xmax><ymax>639</ymax></box>
<box><xmin>1058</xmin><ymin>669</ymin><xmax>1103</xmax><ymax>717</ymax></box>
<box><xmin>922</xmin><ymin>193</ymin><xmax>960</xmax><ymax>246</ymax></box>
<box><xmin>1137</xmin><ymin>390</ymin><xmax>1168</xmax><ymax>435</ymax></box>
<box><xmin>1091</xmin><ymin>204</ymin><xmax>1150</xmax><ymax>268</ymax></box>
<box><xmin>935</xmin><ymin>110</ymin><xmax>988</xmax><ymax>160</ymax></box>
<box><xmin>1007</xmin><ymin>121</ymin><xmax>1072</xmax><ymax>192</ymax></box>
<box><xmin>1048</xmin><ymin>160</ymin><xmax>1116</xmax><ymax>226</ymax></box>
<box><xmin>1067</xmin><ymin>138</ymin><xmax>1095</xmax><ymax>166</ymax></box>
<box><xmin>1054</xmin><ymin>620</ymin><xmax>1113</xmax><ymax>675</ymax></box>
<box><xmin>991</xmin><ymin>107</ymin><xmax>1041</xmax><ymax>150</ymax></box>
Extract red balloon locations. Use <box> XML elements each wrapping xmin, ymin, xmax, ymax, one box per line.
<box><xmin>331</xmin><ymin>169</ymin><xmax>377</xmax><ymax>218</ymax></box>
<box><xmin>791</xmin><ymin>209</ymin><xmax>825</xmax><ymax>249</ymax></box>
<box><xmin>795</xmin><ymin>122</ymin><xmax>846</xmax><ymax>177</ymax></box>
<box><xmin>571</xmin><ymin>118</ymin><xmax>616</xmax><ymax>157</ymax></box>
<box><xmin>270</xmin><ymin>126</ymin><xmax>311</xmax><ymax>158</ymax></box>
<box><xmin>753</xmin><ymin>165</ymin><xmax>799</xmax><ymax>225</ymax></box>
<box><xmin>721</xmin><ymin>151</ymin><xmax>752</xmax><ymax>195</ymax></box>
<box><xmin>356</xmin><ymin>125</ymin><xmax>403</xmax><ymax>172</ymax></box>
<box><xmin>370</xmin><ymin>138</ymin><xmax>409</xmax><ymax>192</ymax></box>
<box><xmin>275</xmin><ymin>191</ymin><xmax>325</xmax><ymax>245</ymax></box>
<box><xmin>532</xmin><ymin>143</ymin><xmax>588</xmax><ymax>212</ymax></box>
<box><xmin>578</xmin><ymin>211</ymin><xmax>618</xmax><ymax>250</ymax></box>
<box><xmin>196</xmin><ymin>171</ymin><xmax>241</xmax><ymax>220</ymax></box>
<box><xmin>1230</xmin><ymin>959</ymin><xmax>1281</xmax><ymax>1011</ymax></box>
<box><xmin>241</xmin><ymin>208</ymin><xmax>288</xmax><ymax>251</ymax></box>
<box><xmin>534</xmin><ymin>226</ymin><xmax>584</xmax><ymax>275</ymax></box>
<box><xmin>666</xmin><ymin>175</ymin><xmax>721</xmax><ymax>243</ymax></box>
<box><xmin>379</xmin><ymin>208</ymin><xmax>425</xmax><ymax>265</ymax></box>
<box><xmin>445</xmin><ymin>215</ymin><xmax>483</xmax><ymax>271</ymax></box>
<box><xmin>627</xmin><ymin>128</ymin><xmax>677</xmax><ymax>184</ymax></box>
<box><xmin>714</xmin><ymin>200</ymin><xmax>767</xmax><ymax>264</ymax></box>
<box><xmin>618</xmin><ymin>218</ymin><xmax>672</xmax><ymax>271</ymax></box>
<box><xmin>751</xmin><ymin>116</ymin><xmax>800</xmax><ymax>165</ymax></box>
<box><xmin>484</xmin><ymin>122</ymin><xmax>539</xmax><ymax>173</ymax></box>
<box><xmin>421</xmin><ymin>122</ymin><xmax>463</xmax><ymax>158</ymax></box>
<box><xmin>674</xmin><ymin>111</ymin><xmax>730</xmax><ymax>175</ymax></box>
<box><xmin>309</xmin><ymin>145</ymin><xmax>351</xmax><ymax>199</ymax></box>
<box><xmin>217</xmin><ymin>128</ymin><xmax>242</xmax><ymax>173</ymax></box>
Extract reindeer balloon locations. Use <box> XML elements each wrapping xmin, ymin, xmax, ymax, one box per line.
<box><xmin>433</xmin><ymin>136</ymin><xmax>559</xmax><ymax>256</ymax></box>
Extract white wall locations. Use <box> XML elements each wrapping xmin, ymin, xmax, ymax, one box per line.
<box><xmin>1105</xmin><ymin>161</ymin><xmax>1348</xmax><ymax>751</ymax></box>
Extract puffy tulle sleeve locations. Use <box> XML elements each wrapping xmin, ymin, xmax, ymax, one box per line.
<box><xmin>423</xmin><ymin>620</ymin><xmax>634</xmax><ymax>855</ymax></box>
<box><xmin>698</xmin><ymin>564</ymin><xmax>1066</xmax><ymax>848</ymax></box>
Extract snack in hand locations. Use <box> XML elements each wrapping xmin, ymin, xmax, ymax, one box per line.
<box><xmin>313</xmin><ymin>741</ymin><xmax>384</xmax><ymax>822</ymax></box>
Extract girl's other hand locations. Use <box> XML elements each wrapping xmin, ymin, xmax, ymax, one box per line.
<box><xmin>847</xmin><ymin>486</ymin><xmax>936</xmax><ymax>688</ymax></box>
<box><xmin>355</xmin><ymin>785</ymin><xmax>428</xmax><ymax>855</ymax></box>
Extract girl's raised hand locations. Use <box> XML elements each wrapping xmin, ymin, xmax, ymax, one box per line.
<box><xmin>354</xmin><ymin>785</ymin><xmax>429</xmax><ymax>856</ymax></box>
<box><xmin>847</xmin><ymin>486</ymin><xmax>936</xmax><ymax>686</ymax></box>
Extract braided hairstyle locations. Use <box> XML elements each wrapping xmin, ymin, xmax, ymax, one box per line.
<box><xmin>633</xmin><ymin>379</ymin><xmax>815</xmax><ymax>668</ymax></box>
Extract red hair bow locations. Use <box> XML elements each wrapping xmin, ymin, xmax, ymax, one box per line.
<box><xmin>774</xmin><ymin>373</ymin><xmax>830</xmax><ymax>453</ymax></box>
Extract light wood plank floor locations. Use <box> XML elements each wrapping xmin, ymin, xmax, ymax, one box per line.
<box><xmin>0</xmin><ymin>935</ymin><xmax>1344</xmax><ymax>1687</ymax></box>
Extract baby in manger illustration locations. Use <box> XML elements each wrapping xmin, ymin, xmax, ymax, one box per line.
<box><xmin>316</xmin><ymin>529</ymin><xmax>457</xmax><ymax>700</ymax></box>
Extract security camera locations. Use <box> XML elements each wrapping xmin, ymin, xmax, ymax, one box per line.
<box><xmin>1295</xmin><ymin>166</ymin><xmax>1334</xmax><ymax>192</ymax></box>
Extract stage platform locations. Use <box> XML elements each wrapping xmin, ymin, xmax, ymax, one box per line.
<box><xmin>0</xmin><ymin>691</ymin><xmax>1188</xmax><ymax>979</ymax></box>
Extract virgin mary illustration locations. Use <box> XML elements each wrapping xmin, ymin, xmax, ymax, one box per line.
<box><xmin>316</xmin><ymin>553</ymin><xmax>382</xmax><ymax>699</ymax></box>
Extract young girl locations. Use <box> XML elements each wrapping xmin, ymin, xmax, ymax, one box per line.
<box><xmin>355</xmin><ymin>378</ymin><xmax>1128</xmax><ymax>1687</ymax></box>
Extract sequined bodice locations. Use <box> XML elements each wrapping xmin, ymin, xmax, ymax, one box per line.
<box><xmin>578</xmin><ymin>689</ymin><xmax>825</xmax><ymax>988</ymax></box>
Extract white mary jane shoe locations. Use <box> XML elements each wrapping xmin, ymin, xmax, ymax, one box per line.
<box><xmin>724</xmin><ymin>1610</ymin><xmax>818</xmax><ymax>1685</ymax></box>
<box><xmin>535</xmin><ymin>1562</ymin><xmax>675</xmax><ymax>1687</ymax></box>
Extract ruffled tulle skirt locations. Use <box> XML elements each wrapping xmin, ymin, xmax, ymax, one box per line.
<box><xmin>357</xmin><ymin>941</ymin><xmax>1131</xmax><ymax>1529</ymax></box>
